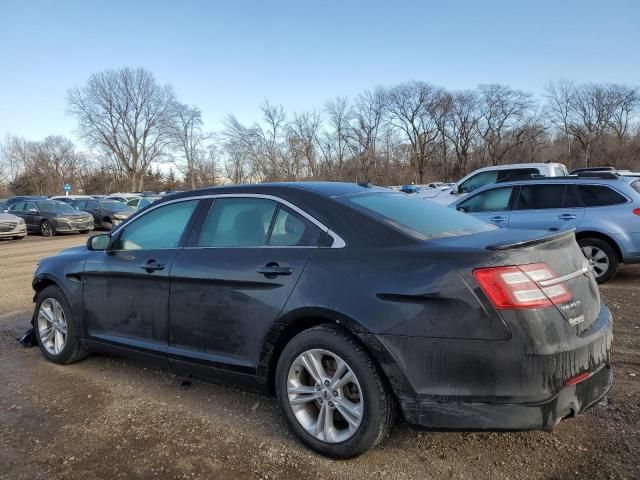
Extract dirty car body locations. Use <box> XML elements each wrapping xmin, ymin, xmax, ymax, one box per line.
<box><xmin>31</xmin><ymin>183</ymin><xmax>612</xmax><ymax>454</ymax></box>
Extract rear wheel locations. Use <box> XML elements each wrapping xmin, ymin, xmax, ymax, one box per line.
<box><xmin>34</xmin><ymin>286</ymin><xmax>88</xmax><ymax>364</ymax></box>
<box><xmin>40</xmin><ymin>220</ymin><xmax>54</xmax><ymax>237</ymax></box>
<box><xmin>578</xmin><ymin>237</ymin><xmax>619</xmax><ymax>283</ymax></box>
<box><xmin>102</xmin><ymin>218</ymin><xmax>113</xmax><ymax>231</ymax></box>
<box><xmin>275</xmin><ymin>325</ymin><xmax>396</xmax><ymax>458</ymax></box>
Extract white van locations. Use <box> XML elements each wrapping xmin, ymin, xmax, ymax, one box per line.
<box><xmin>421</xmin><ymin>163</ymin><xmax>568</xmax><ymax>204</ymax></box>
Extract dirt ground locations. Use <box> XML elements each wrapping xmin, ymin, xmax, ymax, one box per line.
<box><xmin>0</xmin><ymin>234</ymin><xmax>638</xmax><ymax>480</ymax></box>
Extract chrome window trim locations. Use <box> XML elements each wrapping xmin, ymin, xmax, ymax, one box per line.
<box><xmin>110</xmin><ymin>193</ymin><xmax>346</xmax><ymax>249</ymax></box>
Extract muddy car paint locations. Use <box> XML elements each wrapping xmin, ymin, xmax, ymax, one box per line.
<box><xmin>31</xmin><ymin>182</ymin><xmax>612</xmax><ymax>432</ymax></box>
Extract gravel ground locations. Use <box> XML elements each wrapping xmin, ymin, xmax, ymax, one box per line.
<box><xmin>0</xmin><ymin>234</ymin><xmax>638</xmax><ymax>480</ymax></box>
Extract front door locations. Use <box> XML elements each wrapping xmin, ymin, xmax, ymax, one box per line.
<box><xmin>82</xmin><ymin>199</ymin><xmax>201</xmax><ymax>356</ymax></box>
<box><xmin>168</xmin><ymin>197</ymin><xmax>329</xmax><ymax>376</ymax></box>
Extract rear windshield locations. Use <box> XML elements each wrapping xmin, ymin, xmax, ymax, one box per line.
<box><xmin>342</xmin><ymin>192</ymin><xmax>496</xmax><ymax>239</ymax></box>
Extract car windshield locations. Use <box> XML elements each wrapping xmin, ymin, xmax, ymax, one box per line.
<box><xmin>37</xmin><ymin>201</ymin><xmax>78</xmax><ymax>214</ymax></box>
<box><xmin>100</xmin><ymin>200</ymin><xmax>130</xmax><ymax>211</ymax></box>
<box><xmin>342</xmin><ymin>192</ymin><xmax>496</xmax><ymax>239</ymax></box>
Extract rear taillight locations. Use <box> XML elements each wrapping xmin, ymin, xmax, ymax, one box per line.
<box><xmin>633</xmin><ymin>208</ymin><xmax>640</xmax><ymax>216</ymax></box>
<box><xmin>473</xmin><ymin>263</ymin><xmax>572</xmax><ymax>309</ymax></box>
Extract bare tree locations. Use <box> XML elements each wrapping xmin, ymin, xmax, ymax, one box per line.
<box><xmin>606</xmin><ymin>84</ymin><xmax>640</xmax><ymax>142</ymax></box>
<box><xmin>347</xmin><ymin>88</ymin><xmax>387</xmax><ymax>181</ymax></box>
<box><xmin>545</xmin><ymin>80</ymin><xmax>576</xmax><ymax>156</ymax></box>
<box><xmin>288</xmin><ymin>110</ymin><xmax>322</xmax><ymax>178</ymax></box>
<box><xmin>322</xmin><ymin>97</ymin><xmax>352</xmax><ymax>179</ymax></box>
<box><xmin>67</xmin><ymin>67</ymin><xmax>175</xmax><ymax>191</ymax></box>
<box><xmin>169</xmin><ymin>103</ymin><xmax>210</xmax><ymax>189</ymax></box>
<box><xmin>444</xmin><ymin>90</ymin><xmax>481</xmax><ymax>177</ymax></box>
<box><xmin>477</xmin><ymin>84</ymin><xmax>533</xmax><ymax>165</ymax></box>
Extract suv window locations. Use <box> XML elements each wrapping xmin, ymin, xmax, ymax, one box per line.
<box><xmin>459</xmin><ymin>171</ymin><xmax>499</xmax><ymax>193</ymax></box>
<box><xmin>24</xmin><ymin>202</ymin><xmax>38</xmax><ymax>212</ymax></box>
<box><xmin>630</xmin><ymin>180</ymin><xmax>640</xmax><ymax>194</ymax></box>
<box><xmin>115</xmin><ymin>200</ymin><xmax>199</xmax><ymax>250</ymax></box>
<box><xmin>199</xmin><ymin>198</ymin><xmax>277</xmax><ymax>247</ymax></box>
<box><xmin>578</xmin><ymin>185</ymin><xmax>627</xmax><ymax>207</ymax></box>
<box><xmin>269</xmin><ymin>207</ymin><xmax>329</xmax><ymax>247</ymax></box>
<box><xmin>73</xmin><ymin>200</ymin><xmax>87</xmax><ymax>209</ymax></box>
<box><xmin>10</xmin><ymin>202</ymin><xmax>25</xmax><ymax>211</ymax></box>
<box><xmin>86</xmin><ymin>200</ymin><xmax>99</xmax><ymax>210</ymax></box>
<box><xmin>458</xmin><ymin>187</ymin><xmax>514</xmax><ymax>213</ymax></box>
<box><xmin>515</xmin><ymin>184</ymin><xmax>579</xmax><ymax>210</ymax></box>
<box><xmin>497</xmin><ymin>168</ymin><xmax>540</xmax><ymax>182</ymax></box>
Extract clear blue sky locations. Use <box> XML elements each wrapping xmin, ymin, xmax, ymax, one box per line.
<box><xmin>1</xmin><ymin>0</ymin><xmax>639</xmax><ymax>144</ymax></box>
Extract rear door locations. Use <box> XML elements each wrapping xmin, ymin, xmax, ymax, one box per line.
<box><xmin>509</xmin><ymin>184</ymin><xmax>584</xmax><ymax>232</ymax></box>
<box><xmin>168</xmin><ymin>196</ymin><xmax>328</xmax><ymax>376</ymax></box>
<box><xmin>456</xmin><ymin>186</ymin><xmax>516</xmax><ymax>227</ymax></box>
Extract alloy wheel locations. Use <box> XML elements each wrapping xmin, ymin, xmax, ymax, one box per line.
<box><xmin>37</xmin><ymin>298</ymin><xmax>67</xmax><ymax>355</ymax></box>
<box><xmin>581</xmin><ymin>245</ymin><xmax>610</xmax><ymax>278</ymax></box>
<box><xmin>287</xmin><ymin>349</ymin><xmax>363</xmax><ymax>443</ymax></box>
<box><xmin>41</xmin><ymin>221</ymin><xmax>53</xmax><ymax>237</ymax></box>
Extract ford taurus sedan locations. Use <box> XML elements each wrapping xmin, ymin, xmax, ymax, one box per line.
<box><xmin>29</xmin><ymin>182</ymin><xmax>612</xmax><ymax>458</ymax></box>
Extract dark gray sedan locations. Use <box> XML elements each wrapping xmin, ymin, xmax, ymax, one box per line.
<box><xmin>71</xmin><ymin>199</ymin><xmax>135</xmax><ymax>230</ymax></box>
<box><xmin>8</xmin><ymin>200</ymin><xmax>93</xmax><ymax>236</ymax></box>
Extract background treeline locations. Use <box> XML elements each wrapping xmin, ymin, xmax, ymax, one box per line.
<box><xmin>1</xmin><ymin>67</ymin><xmax>639</xmax><ymax>196</ymax></box>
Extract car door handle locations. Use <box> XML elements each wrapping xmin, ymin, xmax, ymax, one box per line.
<box><xmin>557</xmin><ymin>214</ymin><xmax>577</xmax><ymax>220</ymax></box>
<box><xmin>139</xmin><ymin>260</ymin><xmax>165</xmax><ymax>273</ymax></box>
<box><xmin>256</xmin><ymin>263</ymin><xmax>293</xmax><ymax>277</ymax></box>
<box><xmin>489</xmin><ymin>216</ymin><xmax>507</xmax><ymax>222</ymax></box>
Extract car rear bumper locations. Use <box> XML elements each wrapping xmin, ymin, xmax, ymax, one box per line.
<box><xmin>401</xmin><ymin>363</ymin><xmax>612</xmax><ymax>430</ymax></box>
<box><xmin>363</xmin><ymin>304</ymin><xmax>613</xmax><ymax>431</ymax></box>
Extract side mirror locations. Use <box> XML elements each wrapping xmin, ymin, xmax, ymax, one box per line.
<box><xmin>457</xmin><ymin>206</ymin><xmax>467</xmax><ymax>213</ymax></box>
<box><xmin>87</xmin><ymin>233</ymin><xmax>111</xmax><ymax>251</ymax></box>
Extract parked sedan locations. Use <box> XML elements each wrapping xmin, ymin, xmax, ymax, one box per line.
<box><xmin>30</xmin><ymin>182</ymin><xmax>612</xmax><ymax>458</ymax></box>
<box><xmin>71</xmin><ymin>199</ymin><xmax>135</xmax><ymax>230</ymax></box>
<box><xmin>0</xmin><ymin>211</ymin><xmax>27</xmax><ymax>239</ymax></box>
<box><xmin>8</xmin><ymin>200</ymin><xmax>93</xmax><ymax>236</ymax></box>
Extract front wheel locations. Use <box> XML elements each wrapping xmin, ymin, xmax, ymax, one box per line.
<box><xmin>275</xmin><ymin>325</ymin><xmax>396</xmax><ymax>458</ymax></box>
<box><xmin>578</xmin><ymin>237</ymin><xmax>619</xmax><ymax>284</ymax></box>
<box><xmin>40</xmin><ymin>220</ymin><xmax>54</xmax><ymax>237</ymax></box>
<box><xmin>34</xmin><ymin>286</ymin><xmax>88</xmax><ymax>364</ymax></box>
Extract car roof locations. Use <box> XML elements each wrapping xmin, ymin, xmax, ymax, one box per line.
<box><xmin>167</xmin><ymin>182</ymin><xmax>389</xmax><ymax>199</ymax></box>
<box><xmin>472</xmin><ymin>163</ymin><xmax>564</xmax><ymax>172</ymax></box>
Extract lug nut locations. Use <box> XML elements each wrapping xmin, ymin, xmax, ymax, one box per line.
<box><xmin>324</xmin><ymin>380</ymin><xmax>330</xmax><ymax>387</ymax></box>
<box><xmin>328</xmin><ymin>401</ymin><xmax>334</xmax><ymax>407</ymax></box>
<box><xmin>332</xmin><ymin>391</ymin><xmax>338</xmax><ymax>397</ymax></box>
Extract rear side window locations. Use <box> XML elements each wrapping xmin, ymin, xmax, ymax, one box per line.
<box><xmin>344</xmin><ymin>192</ymin><xmax>495</xmax><ymax>239</ymax></box>
<box><xmin>631</xmin><ymin>180</ymin><xmax>640</xmax><ymax>194</ymax></box>
<box><xmin>268</xmin><ymin>207</ymin><xmax>329</xmax><ymax>247</ymax></box>
<box><xmin>515</xmin><ymin>185</ymin><xmax>579</xmax><ymax>210</ymax></box>
<box><xmin>73</xmin><ymin>200</ymin><xmax>87</xmax><ymax>209</ymax></box>
<box><xmin>578</xmin><ymin>185</ymin><xmax>627</xmax><ymax>207</ymax></box>
<box><xmin>199</xmin><ymin>198</ymin><xmax>277</xmax><ymax>247</ymax></box>
<box><xmin>10</xmin><ymin>202</ymin><xmax>25</xmax><ymax>211</ymax></box>
<box><xmin>458</xmin><ymin>187</ymin><xmax>513</xmax><ymax>213</ymax></box>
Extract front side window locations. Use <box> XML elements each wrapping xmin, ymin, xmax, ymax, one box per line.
<box><xmin>515</xmin><ymin>185</ymin><xmax>568</xmax><ymax>210</ymax></box>
<box><xmin>73</xmin><ymin>200</ymin><xmax>87</xmax><ymax>209</ymax></box>
<box><xmin>25</xmin><ymin>202</ymin><xmax>38</xmax><ymax>212</ymax></box>
<box><xmin>578</xmin><ymin>185</ymin><xmax>627</xmax><ymax>207</ymax></box>
<box><xmin>10</xmin><ymin>202</ymin><xmax>25</xmax><ymax>211</ymax></box>
<box><xmin>458</xmin><ymin>187</ymin><xmax>514</xmax><ymax>213</ymax></box>
<box><xmin>199</xmin><ymin>198</ymin><xmax>277</xmax><ymax>247</ymax></box>
<box><xmin>115</xmin><ymin>200</ymin><xmax>199</xmax><ymax>250</ymax></box>
<box><xmin>459</xmin><ymin>171</ymin><xmax>499</xmax><ymax>193</ymax></box>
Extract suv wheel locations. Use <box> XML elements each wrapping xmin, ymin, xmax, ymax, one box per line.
<box><xmin>34</xmin><ymin>286</ymin><xmax>89</xmax><ymax>364</ymax></box>
<box><xmin>578</xmin><ymin>238</ymin><xmax>619</xmax><ymax>284</ymax></box>
<box><xmin>275</xmin><ymin>325</ymin><xmax>396</xmax><ymax>458</ymax></box>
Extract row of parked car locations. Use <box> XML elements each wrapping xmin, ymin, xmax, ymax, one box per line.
<box><xmin>0</xmin><ymin>192</ymin><xmax>164</xmax><ymax>239</ymax></box>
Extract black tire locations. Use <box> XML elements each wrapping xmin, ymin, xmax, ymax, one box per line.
<box><xmin>275</xmin><ymin>325</ymin><xmax>396</xmax><ymax>458</ymax></box>
<box><xmin>34</xmin><ymin>285</ymin><xmax>89</xmax><ymax>365</ymax></box>
<box><xmin>41</xmin><ymin>220</ymin><xmax>54</xmax><ymax>237</ymax></box>
<box><xmin>578</xmin><ymin>237</ymin><xmax>619</xmax><ymax>284</ymax></box>
<box><xmin>102</xmin><ymin>218</ymin><xmax>113</xmax><ymax>231</ymax></box>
